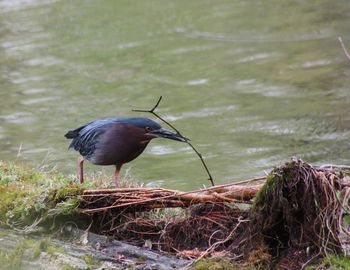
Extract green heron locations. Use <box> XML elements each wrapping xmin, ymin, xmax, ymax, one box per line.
<box><xmin>65</xmin><ymin>117</ymin><xmax>188</xmax><ymax>187</ymax></box>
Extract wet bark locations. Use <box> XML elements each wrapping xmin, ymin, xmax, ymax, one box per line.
<box><xmin>0</xmin><ymin>228</ymin><xmax>190</xmax><ymax>270</ymax></box>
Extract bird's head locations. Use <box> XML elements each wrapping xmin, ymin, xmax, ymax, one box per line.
<box><xmin>128</xmin><ymin>118</ymin><xmax>189</xmax><ymax>143</ymax></box>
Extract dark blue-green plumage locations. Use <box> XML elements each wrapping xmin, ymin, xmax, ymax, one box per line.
<box><xmin>65</xmin><ymin>117</ymin><xmax>186</xmax><ymax>186</ymax></box>
<box><xmin>66</xmin><ymin>118</ymin><xmax>161</xmax><ymax>160</ymax></box>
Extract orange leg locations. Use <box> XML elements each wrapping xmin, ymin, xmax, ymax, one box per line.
<box><xmin>78</xmin><ymin>155</ymin><xmax>84</xmax><ymax>184</ymax></box>
<box><xmin>114</xmin><ymin>164</ymin><xmax>122</xmax><ymax>187</ymax></box>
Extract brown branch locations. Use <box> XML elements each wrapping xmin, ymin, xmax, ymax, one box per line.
<box><xmin>132</xmin><ymin>96</ymin><xmax>215</xmax><ymax>186</ymax></box>
<box><xmin>83</xmin><ymin>187</ymin><xmax>174</xmax><ymax>194</ymax></box>
<box><xmin>79</xmin><ymin>183</ymin><xmax>263</xmax><ymax>214</ymax></box>
<box><xmin>133</xmin><ymin>96</ymin><xmax>184</xmax><ymax>137</ymax></box>
<box><xmin>338</xmin><ymin>36</ymin><xmax>350</xmax><ymax>62</ymax></box>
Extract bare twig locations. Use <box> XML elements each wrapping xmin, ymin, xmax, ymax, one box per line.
<box><xmin>132</xmin><ymin>96</ymin><xmax>215</xmax><ymax>186</ymax></box>
<box><xmin>319</xmin><ymin>164</ymin><xmax>350</xmax><ymax>170</ymax></box>
<box><xmin>338</xmin><ymin>36</ymin><xmax>350</xmax><ymax>62</ymax></box>
<box><xmin>133</xmin><ymin>96</ymin><xmax>184</xmax><ymax>137</ymax></box>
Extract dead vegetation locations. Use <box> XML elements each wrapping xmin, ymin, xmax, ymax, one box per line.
<box><xmin>1</xmin><ymin>159</ymin><xmax>349</xmax><ymax>269</ymax></box>
<box><xmin>251</xmin><ymin>160</ymin><xmax>350</xmax><ymax>265</ymax></box>
<box><xmin>75</xmin><ymin>159</ymin><xmax>349</xmax><ymax>269</ymax></box>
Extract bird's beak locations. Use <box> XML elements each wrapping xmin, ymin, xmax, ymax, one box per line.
<box><xmin>150</xmin><ymin>128</ymin><xmax>189</xmax><ymax>142</ymax></box>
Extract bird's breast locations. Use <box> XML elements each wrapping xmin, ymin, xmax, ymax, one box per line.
<box><xmin>88</xmin><ymin>124</ymin><xmax>151</xmax><ymax>165</ymax></box>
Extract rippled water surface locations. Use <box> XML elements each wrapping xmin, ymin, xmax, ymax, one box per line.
<box><xmin>1</xmin><ymin>0</ymin><xmax>350</xmax><ymax>189</ymax></box>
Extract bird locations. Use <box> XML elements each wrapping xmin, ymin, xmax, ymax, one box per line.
<box><xmin>65</xmin><ymin>117</ymin><xmax>188</xmax><ymax>187</ymax></box>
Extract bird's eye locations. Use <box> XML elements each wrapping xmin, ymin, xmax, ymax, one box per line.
<box><xmin>145</xmin><ymin>127</ymin><xmax>151</xmax><ymax>132</ymax></box>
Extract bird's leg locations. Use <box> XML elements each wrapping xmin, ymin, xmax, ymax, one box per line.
<box><xmin>78</xmin><ymin>155</ymin><xmax>84</xmax><ymax>184</ymax></box>
<box><xmin>114</xmin><ymin>164</ymin><xmax>122</xmax><ymax>188</ymax></box>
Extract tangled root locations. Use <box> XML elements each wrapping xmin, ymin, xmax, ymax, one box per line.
<box><xmin>250</xmin><ymin>159</ymin><xmax>350</xmax><ymax>267</ymax></box>
<box><xmin>80</xmin><ymin>159</ymin><xmax>349</xmax><ymax>269</ymax></box>
<box><xmin>161</xmin><ymin>203</ymin><xmax>247</xmax><ymax>252</ymax></box>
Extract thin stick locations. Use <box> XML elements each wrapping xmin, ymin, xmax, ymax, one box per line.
<box><xmin>132</xmin><ymin>96</ymin><xmax>215</xmax><ymax>186</ymax></box>
<box><xmin>133</xmin><ymin>96</ymin><xmax>185</xmax><ymax>138</ymax></box>
<box><xmin>229</xmin><ymin>175</ymin><xmax>266</xmax><ymax>186</ymax></box>
<box><xmin>187</xmin><ymin>141</ymin><xmax>214</xmax><ymax>185</ymax></box>
<box><xmin>338</xmin><ymin>36</ymin><xmax>350</xmax><ymax>62</ymax></box>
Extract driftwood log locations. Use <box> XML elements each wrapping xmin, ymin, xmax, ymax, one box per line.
<box><xmin>0</xmin><ymin>228</ymin><xmax>189</xmax><ymax>270</ymax></box>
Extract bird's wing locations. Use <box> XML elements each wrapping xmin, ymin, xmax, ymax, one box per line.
<box><xmin>68</xmin><ymin>118</ymin><xmax>119</xmax><ymax>157</ymax></box>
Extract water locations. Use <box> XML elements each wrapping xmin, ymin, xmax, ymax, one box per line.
<box><xmin>1</xmin><ymin>0</ymin><xmax>350</xmax><ymax>190</ymax></box>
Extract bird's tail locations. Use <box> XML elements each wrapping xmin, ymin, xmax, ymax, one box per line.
<box><xmin>64</xmin><ymin>125</ymin><xmax>86</xmax><ymax>139</ymax></box>
<box><xmin>64</xmin><ymin>130</ymin><xmax>77</xmax><ymax>139</ymax></box>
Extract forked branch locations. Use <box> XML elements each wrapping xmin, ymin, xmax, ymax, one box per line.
<box><xmin>132</xmin><ymin>96</ymin><xmax>215</xmax><ymax>186</ymax></box>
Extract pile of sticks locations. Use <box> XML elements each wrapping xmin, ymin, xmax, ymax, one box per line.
<box><xmin>78</xmin><ymin>176</ymin><xmax>265</xmax><ymax>214</ymax></box>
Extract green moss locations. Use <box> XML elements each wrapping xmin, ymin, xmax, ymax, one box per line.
<box><xmin>192</xmin><ymin>257</ymin><xmax>272</xmax><ymax>270</ymax></box>
<box><xmin>0</xmin><ymin>162</ymin><xmax>87</xmax><ymax>231</ymax></box>
<box><xmin>0</xmin><ymin>238</ymin><xmax>65</xmax><ymax>269</ymax></box>
<box><xmin>246</xmin><ymin>246</ymin><xmax>272</xmax><ymax>269</ymax></box>
<box><xmin>31</xmin><ymin>239</ymin><xmax>46</xmax><ymax>259</ymax></box>
<box><xmin>150</xmin><ymin>208</ymin><xmax>186</xmax><ymax>222</ymax></box>
<box><xmin>46</xmin><ymin>243</ymin><xmax>66</xmax><ymax>256</ymax></box>
<box><xmin>307</xmin><ymin>254</ymin><xmax>350</xmax><ymax>270</ymax></box>
<box><xmin>52</xmin><ymin>184</ymin><xmax>84</xmax><ymax>202</ymax></box>
<box><xmin>0</xmin><ymin>161</ymin><xmax>176</xmax><ymax>231</ymax></box>
<box><xmin>34</xmin><ymin>238</ymin><xmax>65</xmax><ymax>256</ymax></box>
<box><xmin>61</xmin><ymin>264</ymin><xmax>78</xmax><ymax>270</ymax></box>
<box><xmin>325</xmin><ymin>255</ymin><xmax>350</xmax><ymax>269</ymax></box>
<box><xmin>80</xmin><ymin>254</ymin><xmax>99</xmax><ymax>267</ymax></box>
<box><xmin>0</xmin><ymin>230</ymin><xmax>8</xmax><ymax>237</ymax></box>
<box><xmin>190</xmin><ymin>249</ymin><xmax>272</xmax><ymax>270</ymax></box>
<box><xmin>252</xmin><ymin>160</ymin><xmax>297</xmax><ymax>212</ymax></box>
<box><xmin>32</xmin><ymin>245</ymin><xmax>42</xmax><ymax>259</ymax></box>
<box><xmin>191</xmin><ymin>258</ymin><xmax>245</xmax><ymax>270</ymax></box>
<box><xmin>251</xmin><ymin>173</ymin><xmax>276</xmax><ymax>210</ymax></box>
<box><xmin>5</xmin><ymin>193</ymin><xmax>47</xmax><ymax>226</ymax></box>
<box><xmin>55</xmin><ymin>198</ymin><xmax>80</xmax><ymax>215</ymax></box>
<box><xmin>0</xmin><ymin>162</ymin><xmax>43</xmax><ymax>184</ymax></box>
<box><xmin>138</xmin><ymin>255</ymin><xmax>147</xmax><ymax>262</ymax></box>
<box><xmin>0</xmin><ymin>241</ymin><xmax>25</xmax><ymax>270</ymax></box>
<box><xmin>39</xmin><ymin>238</ymin><xmax>49</xmax><ymax>251</ymax></box>
<box><xmin>0</xmin><ymin>186</ymin><xmax>32</xmax><ymax>216</ymax></box>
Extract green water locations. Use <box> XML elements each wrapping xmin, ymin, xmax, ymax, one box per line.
<box><xmin>1</xmin><ymin>0</ymin><xmax>350</xmax><ymax>190</ymax></box>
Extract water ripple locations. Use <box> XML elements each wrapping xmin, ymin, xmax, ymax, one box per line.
<box><xmin>170</xmin><ymin>45</ymin><xmax>216</xmax><ymax>54</ymax></box>
<box><xmin>176</xmin><ymin>28</ymin><xmax>334</xmax><ymax>43</ymax></box>
<box><xmin>149</xmin><ymin>145</ymin><xmax>191</xmax><ymax>155</ymax></box>
<box><xmin>187</xmin><ymin>79</ymin><xmax>208</xmax><ymax>85</ymax></box>
<box><xmin>21</xmin><ymin>96</ymin><xmax>58</xmax><ymax>106</ymax></box>
<box><xmin>24</xmin><ymin>56</ymin><xmax>64</xmax><ymax>67</ymax></box>
<box><xmin>0</xmin><ymin>112</ymin><xmax>36</xmax><ymax>124</ymax></box>
<box><xmin>164</xmin><ymin>106</ymin><xmax>236</xmax><ymax>121</ymax></box>
<box><xmin>0</xmin><ymin>0</ymin><xmax>57</xmax><ymax>13</ymax></box>
<box><xmin>237</xmin><ymin>52</ymin><xmax>282</xmax><ymax>63</ymax></box>
<box><xmin>289</xmin><ymin>59</ymin><xmax>333</xmax><ymax>69</ymax></box>
<box><xmin>7</xmin><ymin>72</ymin><xmax>44</xmax><ymax>84</ymax></box>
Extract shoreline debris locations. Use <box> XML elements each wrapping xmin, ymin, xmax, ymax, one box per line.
<box><xmin>1</xmin><ymin>159</ymin><xmax>349</xmax><ymax>269</ymax></box>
